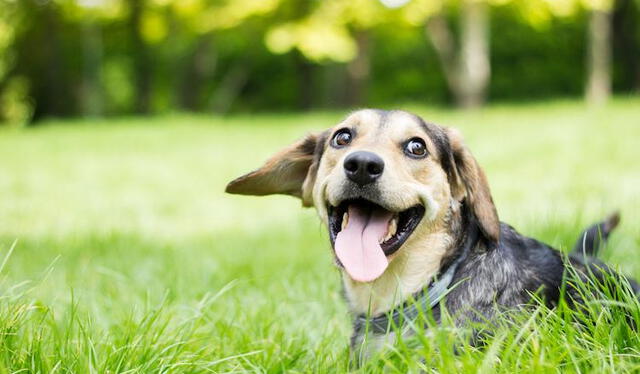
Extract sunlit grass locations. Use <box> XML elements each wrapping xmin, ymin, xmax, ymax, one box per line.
<box><xmin>0</xmin><ymin>97</ymin><xmax>639</xmax><ymax>372</ymax></box>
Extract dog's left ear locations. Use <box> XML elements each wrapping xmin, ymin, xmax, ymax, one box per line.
<box><xmin>225</xmin><ymin>132</ymin><xmax>325</xmax><ymax>207</ymax></box>
<box><xmin>445</xmin><ymin>128</ymin><xmax>500</xmax><ymax>243</ymax></box>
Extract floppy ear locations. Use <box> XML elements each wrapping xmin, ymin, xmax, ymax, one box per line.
<box><xmin>446</xmin><ymin>128</ymin><xmax>500</xmax><ymax>242</ymax></box>
<box><xmin>225</xmin><ymin>132</ymin><xmax>324</xmax><ymax>207</ymax></box>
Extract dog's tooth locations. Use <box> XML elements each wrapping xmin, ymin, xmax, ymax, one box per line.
<box><xmin>388</xmin><ymin>217</ymin><xmax>398</xmax><ymax>236</ymax></box>
<box><xmin>380</xmin><ymin>217</ymin><xmax>398</xmax><ymax>244</ymax></box>
<box><xmin>341</xmin><ymin>212</ymin><xmax>349</xmax><ymax>231</ymax></box>
<box><xmin>385</xmin><ymin>232</ymin><xmax>392</xmax><ymax>242</ymax></box>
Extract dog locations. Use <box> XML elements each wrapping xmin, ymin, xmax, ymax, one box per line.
<box><xmin>226</xmin><ymin>109</ymin><xmax>639</xmax><ymax>360</ymax></box>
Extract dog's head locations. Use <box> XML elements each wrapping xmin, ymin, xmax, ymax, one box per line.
<box><xmin>227</xmin><ymin>109</ymin><xmax>499</xmax><ymax>283</ymax></box>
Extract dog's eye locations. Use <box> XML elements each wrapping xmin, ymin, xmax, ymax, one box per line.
<box><xmin>404</xmin><ymin>138</ymin><xmax>428</xmax><ymax>158</ymax></box>
<box><xmin>331</xmin><ymin>129</ymin><xmax>353</xmax><ymax>148</ymax></box>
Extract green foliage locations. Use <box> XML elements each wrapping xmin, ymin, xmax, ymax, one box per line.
<box><xmin>0</xmin><ymin>0</ymin><xmax>639</xmax><ymax>121</ymax></box>
<box><xmin>489</xmin><ymin>5</ymin><xmax>589</xmax><ymax>100</ymax></box>
<box><xmin>0</xmin><ymin>99</ymin><xmax>639</xmax><ymax>371</ymax></box>
<box><xmin>0</xmin><ymin>0</ymin><xmax>32</xmax><ymax>125</ymax></box>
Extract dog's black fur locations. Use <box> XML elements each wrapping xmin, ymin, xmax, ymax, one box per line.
<box><xmin>349</xmin><ymin>205</ymin><xmax>639</xmax><ymax>364</ymax></box>
<box><xmin>399</xmin><ymin>204</ymin><xmax>638</xmax><ymax>331</ymax></box>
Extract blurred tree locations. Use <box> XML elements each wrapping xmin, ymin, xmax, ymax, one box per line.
<box><xmin>126</xmin><ymin>0</ymin><xmax>152</xmax><ymax>113</ymax></box>
<box><xmin>178</xmin><ymin>0</ymin><xmax>280</xmax><ymax>112</ymax></box>
<box><xmin>15</xmin><ymin>0</ymin><xmax>70</xmax><ymax>120</ymax></box>
<box><xmin>0</xmin><ymin>0</ymin><xmax>638</xmax><ymax>123</ymax></box>
<box><xmin>289</xmin><ymin>0</ymin><xmax>317</xmax><ymax>110</ymax></box>
<box><xmin>584</xmin><ymin>0</ymin><xmax>614</xmax><ymax>105</ymax></box>
<box><xmin>388</xmin><ymin>0</ymin><xmax>492</xmax><ymax>108</ymax></box>
<box><xmin>265</xmin><ymin>0</ymin><xmax>390</xmax><ymax>107</ymax></box>
<box><xmin>64</xmin><ymin>0</ymin><xmax>123</xmax><ymax>117</ymax></box>
<box><xmin>0</xmin><ymin>0</ymin><xmax>30</xmax><ymax>125</ymax></box>
<box><xmin>612</xmin><ymin>0</ymin><xmax>640</xmax><ymax>93</ymax></box>
<box><xmin>511</xmin><ymin>0</ymin><xmax>618</xmax><ymax>105</ymax></box>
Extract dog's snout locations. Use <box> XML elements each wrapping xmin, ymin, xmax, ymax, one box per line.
<box><xmin>343</xmin><ymin>151</ymin><xmax>384</xmax><ymax>186</ymax></box>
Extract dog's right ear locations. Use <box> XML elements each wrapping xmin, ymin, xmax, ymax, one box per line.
<box><xmin>225</xmin><ymin>132</ymin><xmax>326</xmax><ymax>207</ymax></box>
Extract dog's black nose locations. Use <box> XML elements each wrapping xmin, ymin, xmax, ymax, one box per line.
<box><xmin>343</xmin><ymin>151</ymin><xmax>384</xmax><ymax>186</ymax></box>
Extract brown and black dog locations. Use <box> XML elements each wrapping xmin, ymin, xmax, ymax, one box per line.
<box><xmin>226</xmin><ymin>109</ymin><xmax>638</xmax><ymax>359</ymax></box>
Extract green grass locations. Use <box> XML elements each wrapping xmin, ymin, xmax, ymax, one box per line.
<box><xmin>0</xmin><ymin>97</ymin><xmax>639</xmax><ymax>373</ymax></box>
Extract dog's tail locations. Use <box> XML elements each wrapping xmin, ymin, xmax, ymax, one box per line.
<box><xmin>572</xmin><ymin>211</ymin><xmax>620</xmax><ymax>258</ymax></box>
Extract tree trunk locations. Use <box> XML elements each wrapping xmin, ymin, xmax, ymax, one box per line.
<box><xmin>345</xmin><ymin>31</ymin><xmax>371</xmax><ymax>107</ymax></box>
<box><xmin>586</xmin><ymin>9</ymin><xmax>612</xmax><ymax>106</ymax></box>
<box><xmin>459</xmin><ymin>0</ymin><xmax>490</xmax><ymax>108</ymax></box>
<box><xmin>293</xmin><ymin>50</ymin><xmax>314</xmax><ymax>110</ymax></box>
<box><xmin>426</xmin><ymin>0</ymin><xmax>490</xmax><ymax>109</ymax></box>
<box><xmin>35</xmin><ymin>3</ymin><xmax>65</xmax><ymax>120</ymax></box>
<box><xmin>127</xmin><ymin>0</ymin><xmax>152</xmax><ymax>114</ymax></box>
<box><xmin>291</xmin><ymin>0</ymin><xmax>315</xmax><ymax>111</ymax></box>
<box><xmin>179</xmin><ymin>35</ymin><xmax>216</xmax><ymax>111</ymax></box>
<box><xmin>210</xmin><ymin>64</ymin><xmax>248</xmax><ymax>114</ymax></box>
<box><xmin>426</xmin><ymin>14</ymin><xmax>460</xmax><ymax>97</ymax></box>
<box><xmin>81</xmin><ymin>19</ymin><xmax>103</xmax><ymax>117</ymax></box>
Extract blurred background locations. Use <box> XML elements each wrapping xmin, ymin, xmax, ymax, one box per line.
<box><xmin>0</xmin><ymin>0</ymin><xmax>638</xmax><ymax>125</ymax></box>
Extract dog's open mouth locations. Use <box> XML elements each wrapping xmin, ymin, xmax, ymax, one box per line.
<box><xmin>327</xmin><ymin>199</ymin><xmax>425</xmax><ymax>283</ymax></box>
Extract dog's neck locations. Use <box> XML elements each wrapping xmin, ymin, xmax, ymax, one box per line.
<box><xmin>341</xmin><ymin>203</ymin><xmax>465</xmax><ymax>316</ymax></box>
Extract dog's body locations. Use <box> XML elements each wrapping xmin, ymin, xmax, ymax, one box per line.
<box><xmin>226</xmin><ymin>109</ymin><xmax>638</xmax><ymax>359</ymax></box>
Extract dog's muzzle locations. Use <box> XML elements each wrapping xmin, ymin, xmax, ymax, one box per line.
<box><xmin>327</xmin><ymin>199</ymin><xmax>425</xmax><ymax>283</ymax></box>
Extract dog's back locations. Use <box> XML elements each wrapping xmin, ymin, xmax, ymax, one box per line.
<box><xmin>441</xmin><ymin>212</ymin><xmax>638</xmax><ymax>327</ymax></box>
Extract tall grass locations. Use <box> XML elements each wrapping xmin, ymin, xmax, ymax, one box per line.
<box><xmin>0</xmin><ymin>98</ymin><xmax>638</xmax><ymax>372</ymax></box>
<box><xmin>356</xmin><ymin>258</ymin><xmax>640</xmax><ymax>373</ymax></box>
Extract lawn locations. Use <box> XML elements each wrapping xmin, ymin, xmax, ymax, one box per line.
<box><xmin>0</xmin><ymin>98</ymin><xmax>639</xmax><ymax>373</ymax></box>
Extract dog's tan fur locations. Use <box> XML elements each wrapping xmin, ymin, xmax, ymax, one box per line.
<box><xmin>227</xmin><ymin>109</ymin><xmax>498</xmax><ymax>316</ymax></box>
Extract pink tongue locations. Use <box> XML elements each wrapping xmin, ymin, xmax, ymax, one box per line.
<box><xmin>335</xmin><ymin>205</ymin><xmax>393</xmax><ymax>283</ymax></box>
